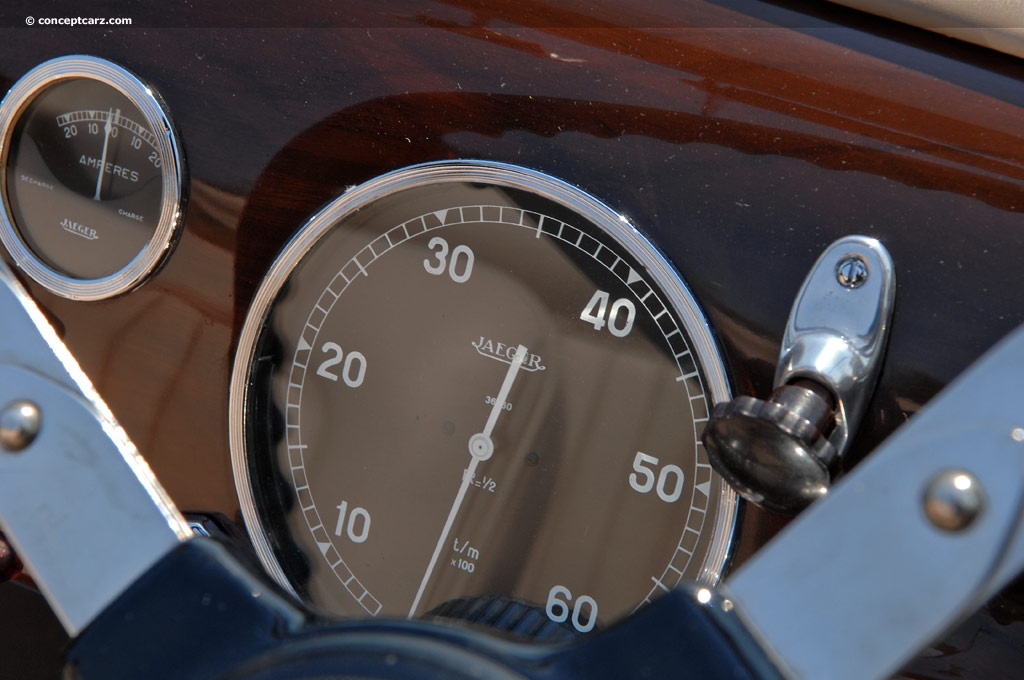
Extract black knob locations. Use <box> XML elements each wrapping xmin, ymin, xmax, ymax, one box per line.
<box><xmin>703</xmin><ymin>382</ymin><xmax>837</xmax><ymax>514</ymax></box>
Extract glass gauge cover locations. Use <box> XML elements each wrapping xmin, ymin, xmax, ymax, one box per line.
<box><xmin>231</xmin><ymin>161</ymin><xmax>738</xmax><ymax>633</ymax></box>
<box><xmin>0</xmin><ymin>55</ymin><xmax>185</xmax><ymax>299</ymax></box>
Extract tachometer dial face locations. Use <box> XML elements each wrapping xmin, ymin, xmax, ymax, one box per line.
<box><xmin>231</xmin><ymin>162</ymin><xmax>738</xmax><ymax>633</ymax></box>
<box><xmin>0</xmin><ymin>55</ymin><xmax>185</xmax><ymax>299</ymax></box>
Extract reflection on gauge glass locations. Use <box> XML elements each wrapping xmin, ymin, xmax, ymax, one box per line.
<box><xmin>0</xmin><ymin>55</ymin><xmax>185</xmax><ymax>300</ymax></box>
<box><xmin>230</xmin><ymin>161</ymin><xmax>738</xmax><ymax>633</ymax></box>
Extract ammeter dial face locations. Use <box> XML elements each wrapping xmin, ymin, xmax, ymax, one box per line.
<box><xmin>0</xmin><ymin>55</ymin><xmax>185</xmax><ymax>299</ymax></box>
<box><xmin>231</xmin><ymin>162</ymin><xmax>738</xmax><ymax>633</ymax></box>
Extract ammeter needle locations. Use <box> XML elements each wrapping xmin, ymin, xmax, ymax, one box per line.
<box><xmin>92</xmin><ymin>108</ymin><xmax>117</xmax><ymax>201</ymax></box>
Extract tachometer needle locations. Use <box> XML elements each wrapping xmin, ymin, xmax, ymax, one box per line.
<box><xmin>408</xmin><ymin>344</ymin><xmax>529</xmax><ymax>618</ymax></box>
<box><xmin>92</xmin><ymin>108</ymin><xmax>117</xmax><ymax>201</ymax></box>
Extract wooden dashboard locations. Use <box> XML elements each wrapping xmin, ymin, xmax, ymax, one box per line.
<box><xmin>2</xmin><ymin>1</ymin><xmax>1024</xmax><ymax>676</ymax></box>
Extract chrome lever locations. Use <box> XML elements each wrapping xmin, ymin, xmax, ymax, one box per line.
<box><xmin>704</xmin><ymin>235</ymin><xmax>895</xmax><ymax>512</ymax></box>
<box><xmin>727</xmin><ymin>321</ymin><xmax>1024</xmax><ymax>680</ymax></box>
<box><xmin>0</xmin><ymin>260</ymin><xmax>191</xmax><ymax>635</ymax></box>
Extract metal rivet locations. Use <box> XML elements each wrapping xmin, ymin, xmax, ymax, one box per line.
<box><xmin>923</xmin><ymin>469</ymin><xmax>984</xmax><ymax>532</ymax></box>
<box><xmin>836</xmin><ymin>254</ymin><xmax>869</xmax><ymax>289</ymax></box>
<box><xmin>0</xmin><ymin>400</ymin><xmax>41</xmax><ymax>453</ymax></box>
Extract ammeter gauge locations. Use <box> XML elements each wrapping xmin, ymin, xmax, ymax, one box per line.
<box><xmin>0</xmin><ymin>55</ymin><xmax>185</xmax><ymax>299</ymax></box>
<box><xmin>231</xmin><ymin>161</ymin><xmax>739</xmax><ymax>632</ymax></box>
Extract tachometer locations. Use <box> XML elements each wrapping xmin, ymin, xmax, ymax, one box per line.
<box><xmin>230</xmin><ymin>161</ymin><xmax>738</xmax><ymax>633</ymax></box>
<box><xmin>0</xmin><ymin>55</ymin><xmax>185</xmax><ymax>299</ymax></box>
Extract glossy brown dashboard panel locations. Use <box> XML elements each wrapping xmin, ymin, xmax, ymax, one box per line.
<box><xmin>2</xmin><ymin>0</ymin><xmax>1024</xmax><ymax>676</ymax></box>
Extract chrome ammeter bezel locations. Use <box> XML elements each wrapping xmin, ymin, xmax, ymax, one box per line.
<box><xmin>0</xmin><ymin>55</ymin><xmax>185</xmax><ymax>300</ymax></box>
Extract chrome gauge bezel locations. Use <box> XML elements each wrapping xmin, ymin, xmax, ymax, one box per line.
<box><xmin>230</xmin><ymin>160</ymin><xmax>740</xmax><ymax>608</ymax></box>
<box><xmin>0</xmin><ymin>55</ymin><xmax>185</xmax><ymax>300</ymax></box>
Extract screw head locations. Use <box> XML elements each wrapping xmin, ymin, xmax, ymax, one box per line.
<box><xmin>836</xmin><ymin>254</ymin><xmax>869</xmax><ymax>289</ymax></box>
<box><xmin>923</xmin><ymin>469</ymin><xmax>984</xmax><ymax>532</ymax></box>
<box><xmin>0</xmin><ymin>400</ymin><xmax>41</xmax><ymax>452</ymax></box>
